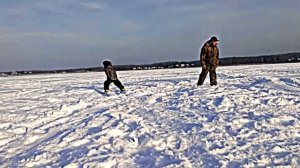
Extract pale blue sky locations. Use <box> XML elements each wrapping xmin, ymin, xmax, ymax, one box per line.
<box><xmin>0</xmin><ymin>0</ymin><xmax>299</xmax><ymax>71</ymax></box>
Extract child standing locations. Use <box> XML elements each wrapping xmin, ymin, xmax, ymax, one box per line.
<box><xmin>103</xmin><ymin>60</ymin><xmax>125</xmax><ymax>92</ymax></box>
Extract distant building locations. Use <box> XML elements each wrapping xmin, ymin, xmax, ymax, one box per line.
<box><xmin>1</xmin><ymin>73</ymin><xmax>8</xmax><ymax>77</ymax></box>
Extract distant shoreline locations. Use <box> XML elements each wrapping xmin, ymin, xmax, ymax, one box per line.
<box><xmin>1</xmin><ymin>52</ymin><xmax>300</xmax><ymax>76</ymax></box>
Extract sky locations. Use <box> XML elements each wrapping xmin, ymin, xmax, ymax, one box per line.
<box><xmin>0</xmin><ymin>0</ymin><xmax>300</xmax><ymax>71</ymax></box>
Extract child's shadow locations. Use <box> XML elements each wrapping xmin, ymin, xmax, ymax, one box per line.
<box><xmin>72</xmin><ymin>86</ymin><xmax>106</xmax><ymax>95</ymax></box>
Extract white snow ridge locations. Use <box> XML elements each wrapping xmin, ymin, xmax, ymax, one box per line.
<box><xmin>0</xmin><ymin>63</ymin><xmax>299</xmax><ymax>167</ymax></box>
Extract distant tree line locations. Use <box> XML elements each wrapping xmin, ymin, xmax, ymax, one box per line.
<box><xmin>220</xmin><ymin>52</ymin><xmax>300</xmax><ymax>65</ymax></box>
<box><xmin>114</xmin><ymin>52</ymin><xmax>300</xmax><ymax>70</ymax></box>
<box><xmin>1</xmin><ymin>52</ymin><xmax>300</xmax><ymax>76</ymax></box>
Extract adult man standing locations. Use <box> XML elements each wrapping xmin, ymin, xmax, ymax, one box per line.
<box><xmin>197</xmin><ymin>36</ymin><xmax>220</xmax><ymax>86</ymax></box>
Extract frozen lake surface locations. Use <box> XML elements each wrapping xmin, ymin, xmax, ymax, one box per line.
<box><xmin>0</xmin><ymin>63</ymin><xmax>299</xmax><ymax>167</ymax></box>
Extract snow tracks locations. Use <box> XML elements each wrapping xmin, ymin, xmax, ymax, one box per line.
<box><xmin>0</xmin><ymin>63</ymin><xmax>299</xmax><ymax>167</ymax></box>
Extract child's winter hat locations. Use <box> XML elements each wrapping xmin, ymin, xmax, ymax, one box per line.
<box><xmin>103</xmin><ymin>60</ymin><xmax>112</xmax><ymax>67</ymax></box>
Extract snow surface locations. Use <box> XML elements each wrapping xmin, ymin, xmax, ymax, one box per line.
<box><xmin>0</xmin><ymin>63</ymin><xmax>299</xmax><ymax>167</ymax></box>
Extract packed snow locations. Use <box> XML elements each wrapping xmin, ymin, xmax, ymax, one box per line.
<box><xmin>0</xmin><ymin>63</ymin><xmax>299</xmax><ymax>167</ymax></box>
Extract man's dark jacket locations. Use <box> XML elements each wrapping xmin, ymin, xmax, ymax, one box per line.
<box><xmin>200</xmin><ymin>41</ymin><xmax>219</xmax><ymax>66</ymax></box>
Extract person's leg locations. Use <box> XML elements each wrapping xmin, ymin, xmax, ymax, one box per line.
<box><xmin>104</xmin><ymin>80</ymin><xmax>112</xmax><ymax>91</ymax></box>
<box><xmin>197</xmin><ymin>66</ymin><xmax>209</xmax><ymax>86</ymax></box>
<box><xmin>113</xmin><ymin>80</ymin><xmax>125</xmax><ymax>91</ymax></box>
<box><xmin>209</xmin><ymin>66</ymin><xmax>217</xmax><ymax>86</ymax></box>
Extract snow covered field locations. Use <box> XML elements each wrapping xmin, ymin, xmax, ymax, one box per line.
<box><xmin>0</xmin><ymin>63</ymin><xmax>299</xmax><ymax>167</ymax></box>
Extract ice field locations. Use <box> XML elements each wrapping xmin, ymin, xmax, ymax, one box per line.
<box><xmin>0</xmin><ymin>63</ymin><xmax>299</xmax><ymax>167</ymax></box>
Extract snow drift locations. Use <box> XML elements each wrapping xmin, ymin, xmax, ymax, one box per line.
<box><xmin>0</xmin><ymin>63</ymin><xmax>299</xmax><ymax>167</ymax></box>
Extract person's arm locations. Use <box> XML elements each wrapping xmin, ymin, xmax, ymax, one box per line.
<box><xmin>200</xmin><ymin>46</ymin><xmax>207</xmax><ymax>68</ymax></box>
<box><xmin>113</xmin><ymin>69</ymin><xmax>118</xmax><ymax>79</ymax></box>
<box><xmin>217</xmin><ymin>47</ymin><xmax>220</xmax><ymax>66</ymax></box>
<box><xmin>105</xmin><ymin>67</ymin><xmax>115</xmax><ymax>79</ymax></box>
<box><xmin>109</xmin><ymin>68</ymin><xmax>115</xmax><ymax>78</ymax></box>
<box><xmin>105</xmin><ymin>69</ymin><xmax>110</xmax><ymax>79</ymax></box>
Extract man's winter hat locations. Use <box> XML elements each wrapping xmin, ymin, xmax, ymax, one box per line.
<box><xmin>210</xmin><ymin>36</ymin><xmax>219</xmax><ymax>42</ymax></box>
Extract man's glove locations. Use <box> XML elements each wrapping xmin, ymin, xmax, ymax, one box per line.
<box><xmin>202</xmin><ymin>64</ymin><xmax>206</xmax><ymax>69</ymax></box>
